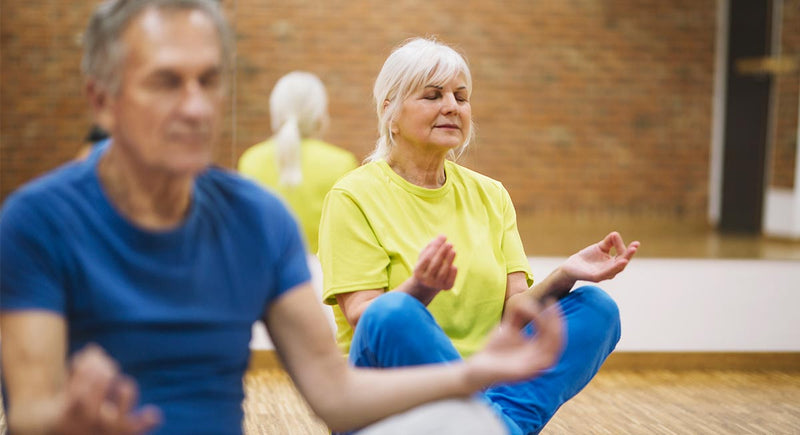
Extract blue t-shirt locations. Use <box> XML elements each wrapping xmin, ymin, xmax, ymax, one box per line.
<box><xmin>0</xmin><ymin>147</ymin><xmax>311</xmax><ymax>434</ymax></box>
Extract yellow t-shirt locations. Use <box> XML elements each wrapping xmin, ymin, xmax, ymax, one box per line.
<box><xmin>238</xmin><ymin>138</ymin><xmax>358</xmax><ymax>253</ymax></box>
<box><xmin>319</xmin><ymin>160</ymin><xmax>533</xmax><ymax>357</ymax></box>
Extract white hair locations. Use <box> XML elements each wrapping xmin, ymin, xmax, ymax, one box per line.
<box><xmin>269</xmin><ymin>71</ymin><xmax>329</xmax><ymax>187</ymax></box>
<box><xmin>366</xmin><ymin>37</ymin><xmax>475</xmax><ymax>163</ymax></box>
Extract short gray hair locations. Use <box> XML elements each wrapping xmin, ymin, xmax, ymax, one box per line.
<box><xmin>366</xmin><ymin>37</ymin><xmax>475</xmax><ymax>163</ymax></box>
<box><xmin>82</xmin><ymin>0</ymin><xmax>233</xmax><ymax>94</ymax></box>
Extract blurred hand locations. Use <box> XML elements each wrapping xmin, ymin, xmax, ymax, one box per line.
<box><xmin>466</xmin><ymin>297</ymin><xmax>565</xmax><ymax>387</ymax></box>
<box><xmin>55</xmin><ymin>344</ymin><xmax>161</xmax><ymax>435</ymax></box>
<box><xmin>561</xmin><ymin>231</ymin><xmax>640</xmax><ymax>283</ymax></box>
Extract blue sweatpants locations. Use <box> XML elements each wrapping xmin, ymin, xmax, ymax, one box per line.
<box><xmin>349</xmin><ymin>286</ymin><xmax>621</xmax><ymax>435</ymax></box>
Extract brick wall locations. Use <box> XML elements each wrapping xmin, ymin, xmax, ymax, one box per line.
<box><xmin>2</xmin><ymin>0</ymin><xmax>723</xmax><ymax>219</ymax></box>
<box><xmin>769</xmin><ymin>0</ymin><xmax>799</xmax><ymax>190</ymax></box>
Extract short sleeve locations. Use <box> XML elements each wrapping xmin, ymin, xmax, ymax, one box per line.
<box><xmin>272</xmin><ymin>200</ymin><xmax>312</xmax><ymax>296</ymax></box>
<box><xmin>318</xmin><ymin>189</ymin><xmax>390</xmax><ymax>305</ymax></box>
<box><xmin>500</xmin><ymin>187</ymin><xmax>534</xmax><ymax>286</ymax></box>
<box><xmin>0</xmin><ymin>195</ymin><xmax>67</xmax><ymax>313</ymax></box>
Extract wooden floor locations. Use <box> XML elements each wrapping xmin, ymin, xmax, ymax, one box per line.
<box><xmin>239</xmin><ymin>365</ymin><xmax>800</xmax><ymax>435</ymax></box>
<box><xmin>541</xmin><ymin>369</ymin><xmax>800</xmax><ymax>434</ymax></box>
<box><xmin>0</xmin><ymin>364</ymin><xmax>797</xmax><ymax>434</ymax></box>
<box><xmin>515</xmin><ymin>214</ymin><xmax>800</xmax><ymax>260</ymax></box>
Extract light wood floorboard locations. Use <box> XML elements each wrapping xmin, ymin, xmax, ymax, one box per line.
<box><xmin>235</xmin><ymin>365</ymin><xmax>800</xmax><ymax>434</ymax></box>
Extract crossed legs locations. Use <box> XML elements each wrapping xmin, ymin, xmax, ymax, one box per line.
<box><xmin>349</xmin><ymin>286</ymin><xmax>621</xmax><ymax>435</ymax></box>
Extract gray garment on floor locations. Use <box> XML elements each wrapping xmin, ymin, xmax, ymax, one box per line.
<box><xmin>357</xmin><ymin>398</ymin><xmax>508</xmax><ymax>435</ymax></box>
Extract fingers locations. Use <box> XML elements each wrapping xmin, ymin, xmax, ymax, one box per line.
<box><xmin>444</xmin><ymin>265</ymin><xmax>458</xmax><ymax>290</ymax></box>
<box><xmin>431</xmin><ymin>243</ymin><xmax>457</xmax><ymax>289</ymax></box>
<box><xmin>602</xmin><ymin>232</ymin><xmax>641</xmax><ymax>266</ymax></box>
<box><xmin>502</xmin><ymin>297</ymin><xmax>565</xmax><ymax>372</ymax></box>
<box><xmin>610</xmin><ymin>232</ymin><xmax>627</xmax><ymax>257</ymax></box>
<box><xmin>622</xmin><ymin>240</ymin><xmax>640</xmax><ymax>261</ymax></box>
<box><xmin>416</xmin><ymin>235</ymin><xmax>457</xmax><ymax>290</ymax></box>
<box><xmin>128</xmin><ymin>405</ymin><xmax>163</xmax><ymax>433</ymax></box>
<box><xmin>419</xmin><ymin>235</ymin><xmax>446</xmax><ymax>260</ymax></box>
<box><xmin>415</xmin><ymin>235</ymin><xmax>447</xmax><ymax>273</ymax></box>
<box><xmin>597</xmin><ymin>231</ymin><xmax>617</xmax><ymax>253</ymax></box>
<box><xmin>66</xmin><ymin>344</ymin><xmax>119</xmax><ymax>423</ymax></box>
<box><xmin>109</xmin><ymin>375</ymin><xmax>138</xmax><ymax>422</ymax></box>
<box><xmin>599</xmin><ymin>231</ymin><xmax>640</xmax><ymax>259</ymax></box>
<box><xmin>110</xmin><ymin>380</ymin><xmax>161</xmax><ymax>433</ymax></box>
<box><xmin>537</xmin><ymin>301</ymin><xmax>565</xmax><ymax>367</ymax></box>
<box><xmin>63</xmin><ymin>344</ymin><xmax>161</xmax><ymax>434</ymax></box>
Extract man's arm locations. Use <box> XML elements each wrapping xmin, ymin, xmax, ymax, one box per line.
<box><xmin>1</xmin><ymin>311</ymin><xmax>160</xmax><ymax>434</ymax></box>
<box><xmin>266</xmin><ymin>282</ymin><xmax>563</xmax><ymax>432</ymax></box>
<box><xmin>1</xmin><ymin>311</ymin><xmax>68</xmax><ymax>433</ymax></box>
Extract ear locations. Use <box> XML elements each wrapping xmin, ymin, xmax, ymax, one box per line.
<box><xmin>384</xmin><ymin>100</ymin><xmax>399</xmax><ymax>135</ymax></box>
<box><xmin>86</xmin><ymin>79</ymin><xmax>114</xmax><ymax>133</ymax></box>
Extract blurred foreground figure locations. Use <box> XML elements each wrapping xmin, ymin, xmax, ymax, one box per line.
<box><xmin>0</xmin><ymin>2</ymin><xmax>566</xmax><ymax>434</ymax></box>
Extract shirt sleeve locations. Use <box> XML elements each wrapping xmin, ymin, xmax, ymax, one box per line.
<box><xmin>500</xmin><ymin>186</ymin><xmax>534</xmax><ymax>286</ymax></box>
<box><xmin>272</xmin><ymin>199</ymin><xmax>312</xmax><ymax>296</ymax></box>
<box><xmin>318</xmin><ymin>189</ymin><xmax>390</xmax><ymax>305</ymax></box>
<box><xmin>0</xmin><ymin>194</ymin><xmax>67</xmax><ymax>313</ymax></box>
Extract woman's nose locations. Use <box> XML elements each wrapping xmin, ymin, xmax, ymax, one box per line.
<box><xmin>441</xmin><ymin>93</ymin><xmax>458</xmax><ymax>114</ymax></box>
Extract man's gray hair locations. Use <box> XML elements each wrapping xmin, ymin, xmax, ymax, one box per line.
<box><xmin>82</xmin><ymin>0</ymin><xmax>233</xmax><ymax>94</ymax></box>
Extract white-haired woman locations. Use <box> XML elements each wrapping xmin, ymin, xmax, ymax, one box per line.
<box><xmin>319</xmin><ymin>37</ymin><xmax>640</xmax><ymax>434</ymax></box>
<box><xmin>239</xmin><ymin>71</ymin><xmax>357</xmax><ymax>253</ymax></box>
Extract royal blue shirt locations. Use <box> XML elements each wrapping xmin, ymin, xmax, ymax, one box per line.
<box><xmin>0</xmin><ymin>146</ymin><xmax>311</xmax><ymax>434</ymax></box>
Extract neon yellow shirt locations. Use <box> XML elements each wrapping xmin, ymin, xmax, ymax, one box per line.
<box><xmin>319</xmin><ymin>160</ymin><xmax>533</xmax><ymax>357</ymax></box>
<box><xmin>238</xmin><ymin>138</ymin><xmax>358</xmax><ymax>253</ymax></box>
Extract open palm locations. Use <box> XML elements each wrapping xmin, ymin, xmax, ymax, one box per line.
<box><xmin>562</xmin><ymin>232</ymin><xmax>640</xmax><ymax>283</ymax></box>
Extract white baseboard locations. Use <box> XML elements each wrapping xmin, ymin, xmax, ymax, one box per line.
<box><xmin>764</xmin><ymin>187</ymin><xmax>800</xmax><ymax>240</ymax></box>
<box><xmin>252</xmin><ymin>256</ymin><xmax>800</xmax><ymax>353</ymax></box>
<box><xmin>531</xmin><ymin>257</ymin><xmax>800</xmax><ymax>352</ymax></box>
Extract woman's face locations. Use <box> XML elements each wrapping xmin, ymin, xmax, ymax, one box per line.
<box><xmin>391</xmin><ymin>74</ymin><xmax>471</xmax><ymax>157</ymax></box>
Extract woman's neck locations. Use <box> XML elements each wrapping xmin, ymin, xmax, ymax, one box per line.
<box><xmin>386</xmin><ymin>149</ymin><xmax>447</xmax><ymax>188</ymax></box>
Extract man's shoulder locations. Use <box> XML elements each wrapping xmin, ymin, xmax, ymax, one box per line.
<box><xmin>2</xmin><ymin>160</ymin><xmax>90</xmax><ymax>216</ymax></box>
<box><xmin>196</xmin><ymin>167</ymin><xmax>293</xmax><ymax>221</ymax></box>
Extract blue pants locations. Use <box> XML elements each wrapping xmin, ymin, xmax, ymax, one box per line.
<box><xmin>349</xmin><ymin>286</ymin><xmax>621</xmax><ymax>435</ymax></box>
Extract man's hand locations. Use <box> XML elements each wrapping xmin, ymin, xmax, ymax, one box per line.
<box><xmin>55</xmin><ymin>345</ymin><xmax>161</xmax><ymax>435</ymax></box>
<box><xmin>466</xmin><ymin>297</ymin><xmax>565</xmax><ymax>388</ymax></box>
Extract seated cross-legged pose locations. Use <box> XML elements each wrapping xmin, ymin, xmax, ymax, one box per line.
<box><xmin>319</xmin><ymin>37</ymin><xmax>640</xmax><ymax>435</ymax></box>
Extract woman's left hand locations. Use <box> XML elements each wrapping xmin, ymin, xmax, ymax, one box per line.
<box><xmin>561</xmin><ymin>231</ymin><xmax>640</xmax><ymax>283</ymax></box>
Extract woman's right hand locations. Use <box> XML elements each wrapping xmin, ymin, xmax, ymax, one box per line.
<box><xmin>336</xmin><ymin>235</ymin><xmax>458</xmax><ymax>327</ymax></box>
<box><xmin>407</xmin><ymin>235</ymin><xmax>458</xmax><ymax>305</ymax></box>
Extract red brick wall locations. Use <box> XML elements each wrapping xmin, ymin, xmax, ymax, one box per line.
<box><xmin>2</xmin><ymin>0</ymin><xmax>720</xmax><ymax>219</ymax></box>
<box><xmin>769</xmin><ymin>0</ymin><xmax>799</xmax><ymax>190</ymax></box>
